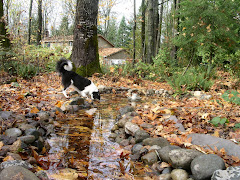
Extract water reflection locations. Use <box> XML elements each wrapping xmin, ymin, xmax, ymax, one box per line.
<box><xmin>47</xmin><ymin>95</ymin><xmax>136</xmax><ymax>179</ymax></box>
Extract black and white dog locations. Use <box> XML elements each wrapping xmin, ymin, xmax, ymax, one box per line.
<box><xmin>56</xmin><ymin>58</ymin><xmax>100</xmax><ymax>100</ymax></box>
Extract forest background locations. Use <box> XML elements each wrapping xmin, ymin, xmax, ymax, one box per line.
<box><xmin>0</xmin><ymin>0</ymin><xmax>240</xmax><ymax>94</ymax></box>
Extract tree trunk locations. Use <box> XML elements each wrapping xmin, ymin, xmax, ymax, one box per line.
<box><xmin>37</xmin><ymin>0</ymin><xmax>42</xmax><ymax>46</ymax></box>
<box><xmin>133</xmin><ymin>0</ymin><xmax>136</xmax><ymax>65</ymax></box>
<box><xmin>71</xmin><ymin>0</ymin><xmax>101</xmax><ymax>77</ymax></box>
<box><xmin>156</xmin><ymin>0</ymin><xmax>164</xmax><ymax>51</ymax></box>
<box><xmin>141</xmin><ymin>0</ymin><xmax>146</xmax><ymax>62</ymax></box>
<box><xmin>153</xmin><ymin>0</ymin><xmax>159</xmax><ymax>55</ymax></box>
<box><xmin>28</xmin><ymin>0</ymin><xmax>33</xmax><ymax>45</ymax></box>
<box><xmin>0</xmin><ymin>0</ymin><xmax>10</xmax><ymax>49</ymax></box>
<box><xmin>146</xmin><ymin>0</ymin><xmax>154</xmax><ymax>64</ymax></box>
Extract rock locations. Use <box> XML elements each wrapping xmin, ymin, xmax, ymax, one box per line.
<box><xmin>169</xmin><ymin>149</ymin><xmax>202</xmax><ymax>170</ymax></box>
<box><xmin>19</xmin><ymin>135</ymin><xmax>36</xmax><ymax>144</ymax></box>
<box><xmin>5</xmin><ymin>152</ymin><xmax>22</xmax><ymax>160</ymax></box>
<box><xmin>146</xmin><ymin>89</ymin><xmax>155</xmax><ymax>96</ymax></box>
<box><xmin>132</xmin><ymin>144</ymin><xmax>143</xmax><ymax>154</ymax></box>
<box><xmin>108</xmin><ymin>133</ymin><xmax>117</xmax><ymax>141</ymax></box>
<box><xmin>200</xmin><ymin>94</ymin><xmax>212</xmax><ymax>100</ymax></box>
<box><xmin>115</xmin><ymin>134</ymin><xmax>127</xmax><ymax>144</ymax></box>
<box><xmin>25</xmin><ymin>113</ymin><xmax>38</xmax><ymax>118</ymax></box>
<box><xmin>211</xmin><ymin>166</ymin><xmax>240</xmax><ymax>180</ymax></box>
<box><xmin>158</xmin><ymin>174</ymin><xmax>172</xmax><ymax>180</ymax></box>
<box><xmin>162</xmin><ymin>167</ymin><xmax>172</xmax><ymax>174</ymax></box>
<box><xmin>143</xmin><ymin>137</ymin><xmax>170</xmax><ymax>147</ymax></box>
<box><xmin>117</xmin><ymin>113</ymin><xmax>133</xmax><ymax>128</ymax></box>
<box><xmin>9</xmin><ymin>139</ymin><xmax>28</xmax><ymax>152</ymax></box>
<box><xmin>134</xmin><ymin>129</ymin><xmax>150</xmax><ymax>143</ymax></box>
<box><xmin>0</xmin><ymin>166</ymin><xmax>39</xmax><ymax>180</ymax></box>
<box><xmin>193</xmin><ymin>91</ymin><xmax>203</xmax><ymax>97</ymax></box>
<box><xmin>5</xmin><ymin>128</ymin><xmax>22</xmax><ymax>137</ymax></box>
<box><xmin>168</xmin><ymin>90</ymin><xmax>174</xmax><ymax>95</ymax></box>
<box><xmin>25</xmin><ymin>128</ymin><xmax>40</xmax><ymax>140</ymax></box>
<box><xmin>0</xmin><ymin>160</ymin><xmax>33</xmax><ymax>170</ymax></box>
<box><xmin>0</xmin><ymin>111</ymin><xmax>13</xmax><ymax>120</ymax></box>
<box><xmin>18</xmin><ymin>124</ymin><xmax>36</xmax><ymax>131</ymax></box>
<box><xmin>128</xmin><ymin>93</ymin><xmax>141</xmax><ymax>101</ymax></box>
<box><xmin>124</xmin><ymin>122</ymin><xmax>140</xmax><ymax>136</ymax></box>
<box><xmin>152</xmin><ymin>162</ymin><xmax>164</xmax><ymax>173</ymax></box>
<box><xmin>36</xmin><ymin>170</ymin><xmax>50</xmax><ymax>180</ymax></box>
<box><xmin>111</xmin><ymin>124</ymin><xmax>119</xmax><ymax>132</ymax></box>
<box><xmin>157</xmin><ymin>145</ymin><xmax>181</xmax><ymax>163</ymax></box>
<box><xmin>191</xmin><ymin>154</ymin><xmax>225</xmax><ymax>180</ymax></box>
<box><xmin>69</xmin><ymin>97</ymin><xmax>85</xmax><ymax>105</ymax></box>
<box><xmin>188</xmin><ymin>133</ymin><xmax>240</xmax><ymax>158</ymax></box>
<box><xmin>166</xmin><ymin>115</ymin><xmax>185</xmax><ymax>132</ymax></box>
<box><xmin>171</xmin><ymin>169</ymin><xmax>188</xmax><ymax>180</ymax></box>
<box><xmin>119</xmin><ymin>139</ymin><xmax>130</xmax><ymax>146</ymax></box>
<box><xmin>32</xmin><ymin>137</ymin><xmax>44</xmax><ymax>152</ymax></box>
<box><xmin>37</xmin><ymin>111</ymin><xmax>49</xmax><ymax>121</ymax></box>
<box><xmin>119</xmin><ymin>106</ymin><xmax>135</xmax><ymax>116</ymax></box>
<box><xmin>0</xmin><ymin>135</ymin><xmax>17</xmax><ymax>145</ymax></box>
<box><xmin>141</xmin><ymin>151</ymin><xmax>159</xmax><ymax>165</ymax></box>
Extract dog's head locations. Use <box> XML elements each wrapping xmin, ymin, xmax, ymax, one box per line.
<box><xmin>92</xmin><ymin>91</ymin><xmax>100</xmax><ymax>100</ymax></box>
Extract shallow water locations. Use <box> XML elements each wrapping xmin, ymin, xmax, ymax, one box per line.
<box><xmin>46</xmin><ymin>94</ymin><xmax>149</xmax><ymax>179</ymax></box>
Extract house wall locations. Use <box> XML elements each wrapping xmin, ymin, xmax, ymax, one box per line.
<box><xmin>98</xmin><ymin>37</ymin><xmax>113</xmax><ymax>48</ymax></box>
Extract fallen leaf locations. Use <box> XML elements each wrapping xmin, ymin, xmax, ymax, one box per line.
<box><xmin>30</xmin><ymin>107</ymin><xmax>39</xmax><ymax>114</ymax></box>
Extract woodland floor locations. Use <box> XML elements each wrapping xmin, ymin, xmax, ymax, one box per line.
<box><xmin>0</xmin><ymin>70</ymin><xmax>240</xmax><ymax>167</ymax></box>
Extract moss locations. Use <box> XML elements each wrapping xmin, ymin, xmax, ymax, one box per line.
<box><xmin>75</xmin><ymin>58</ymin><xmax>101</xmax><ymax>77</ymax></box>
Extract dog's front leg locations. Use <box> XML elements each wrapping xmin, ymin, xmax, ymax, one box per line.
<box><xmin>62</xmin><ymin>89</ymin><xmax>69</xmax><ymax>98</ymax></box>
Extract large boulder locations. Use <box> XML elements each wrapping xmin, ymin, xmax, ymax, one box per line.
<box><xmin>191</xmin><ymin>154</ymin><xmax>225</xmax><ymax>180</ymax></box>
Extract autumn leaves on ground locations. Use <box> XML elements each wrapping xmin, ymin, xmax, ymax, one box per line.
<box><xmin>0</xmin><ymin>70</ymin><xmax>240</xmax><ymax>168</ymax></box>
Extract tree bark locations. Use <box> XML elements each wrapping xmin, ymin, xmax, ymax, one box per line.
<box><xmin>0</xmin><ymin>0</ymin><xmax>10</xmax><ymax>49</ymax></box>
<box><xmin>28</xmin><ymin>0</ymin><xmax>33</xmax><ymax>45</ymax></box>
<box><xmin>37</xmin><ymin>0</ymin><xmax>42</xmax><ymax>46</ymax></box>
<box><xmin>133</xmin><ymin>0</ymin><xmax>136</xmax><ymax>64</ymax></box>
<box><xmin>146</xmin><ymin>0</ymin><xmax>154</xmax><ymax>64</ymax></box>
<box><xmin>141</xmin><ymin>0</ymin><xmax>146</xmax><ymax>62</ymax></box>
<box><xmin>156</xmin><ymin>0</ymin><xmax>164</xmax><ymax>52</ymax></box>
<box><xmin>71</xmin><ymin>0</ymin><xmax>101</xmax><ymax>77</ymax></box>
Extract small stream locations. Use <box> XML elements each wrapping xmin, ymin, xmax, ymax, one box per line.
<box><xmin>46</xmin><ymin>94</ymin><xmax>148</xmax><ymax>179</ymax></box>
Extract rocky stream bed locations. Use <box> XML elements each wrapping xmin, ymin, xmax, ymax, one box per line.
<box><xmin>0</xmin><ymin>85</ymin><xmax>240</xmax><ymax>180</ymax></box>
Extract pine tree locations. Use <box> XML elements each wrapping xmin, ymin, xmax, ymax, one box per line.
<box><xmin>116</xmin><ymin>16</ymin><xmax>131</xmax><ymax>47</ymax></box>
<box><xmin>175</xmin><ymin>0</ymin><xmax>240</xmax><ymax>65</ymax></box>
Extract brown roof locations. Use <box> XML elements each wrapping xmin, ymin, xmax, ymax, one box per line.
<box><xmin>99</xmin><ymin>48</ymin><xmax>125</xmax><ymax>57</ymax></box>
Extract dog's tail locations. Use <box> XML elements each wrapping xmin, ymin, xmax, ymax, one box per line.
<box><xmin>56</xmin><ymin>58</ymin><xmax>73</xmax><ymax>73</ymax></box>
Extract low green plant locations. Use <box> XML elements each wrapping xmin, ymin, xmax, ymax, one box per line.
<box><xmin>209</xmin><ymin>117</ymin><xmax>229</xmax><ymax>127</ymax></box>
<box><xmin>167</xmin><ymin>66</ymin><xmax>214</xmax><ymax>94</ymax></box>
<box><xmin>222</xmin><ymin>90</ymin><xmax>240</xmax><ymax>105</ymax></box>
<box><xmin>234</xmin><ymin>123</ymin><xmax>240</xmax><ymax>130</ymax></box>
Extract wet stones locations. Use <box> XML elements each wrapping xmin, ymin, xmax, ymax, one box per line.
<box><xmin>110</xmin><ymin>105</ymin><xmax>232</xmax><ymax>180</ymax></box>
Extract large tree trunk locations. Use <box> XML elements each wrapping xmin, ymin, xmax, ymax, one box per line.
<box><xmin>37</xmin><ymin>0</ymin><xmax>42</xmax><ymax>46</ymax></box>
<box><xmin>0</xmin><ymin>0</ymin><xmax>10</xmax><ymax>49</ymax></box>
<box><xmin>71</xmin><ymin>0</ymin><xmax>101</xmax><ymax>77</ymax></box>
<box><xmin>146</xmin><ymin>0</ymin><xmax>154</xmax><ymax>64</ymax></box>
<box><xmin>28</xmin><ymin>0</ymin><xmax>33</xmax><ymax>45</ymax></box>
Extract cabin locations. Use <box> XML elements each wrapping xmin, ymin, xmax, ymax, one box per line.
<box><xmin>42</xmin><ymin>35</ymin><xmax>130</xmax><ymax>65</ymax></box>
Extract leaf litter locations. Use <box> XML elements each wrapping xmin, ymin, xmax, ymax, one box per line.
<box><xmin>0</xmin><ymin>71</ymin><xmax>240</xmax><ymax>178</ymax></box>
